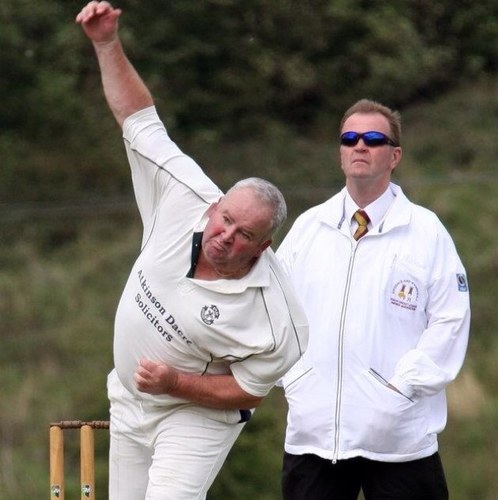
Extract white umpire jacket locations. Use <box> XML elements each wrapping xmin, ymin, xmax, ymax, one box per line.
<box><xmin>277</xmin><ymin>183</ymin><xmax>470</xmax><ymax>463</ymax></box>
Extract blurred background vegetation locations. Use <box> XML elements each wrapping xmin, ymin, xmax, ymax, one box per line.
<box><xmin>1</xmin><ymin>0</ymin><xmax>497</xmax><ymax>498</ymax></box>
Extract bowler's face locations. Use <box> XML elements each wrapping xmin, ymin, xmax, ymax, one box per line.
<box><xmin>202</xmin><ymin>188</ymin><xmax>272</xmax><ymax>274</ymax></box>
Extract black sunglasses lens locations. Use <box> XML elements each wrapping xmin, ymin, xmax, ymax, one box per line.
<box><xmin>340</xmin><ymin>131</ymin><xmax>393</xmax><ymax>147</ymax></box>
<box><xmin>340</xmin><ymin>132</ymin><xmax>360</xmax><ymax>146</ymax></box>
<box><xmin>363</xmin><ymin>132</ymin><xmax>388</xmax><ymax>146</ymax></box>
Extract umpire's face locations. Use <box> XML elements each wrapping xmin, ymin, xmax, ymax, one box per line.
<box><xmin>340</xmin><ymin>112</ymin><xmax>402</xmax><ymax>194</ymax></box>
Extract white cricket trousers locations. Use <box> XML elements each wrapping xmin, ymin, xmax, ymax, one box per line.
<box><xmin>107</xmin><ymin>370</ymin><xmax>247</xmax><ymax>500</ymax></box>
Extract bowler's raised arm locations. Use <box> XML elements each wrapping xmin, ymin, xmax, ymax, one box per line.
<box><xmin>76</xmin><ymin>1</ymin><xmax>153</xmax><ymax>127</ymax></box>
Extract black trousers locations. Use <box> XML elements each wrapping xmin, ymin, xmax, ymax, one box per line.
<box><xmin>282</xmin><ymin>452</ymin><xmax>449</xmax><ymax>500</ymax></box>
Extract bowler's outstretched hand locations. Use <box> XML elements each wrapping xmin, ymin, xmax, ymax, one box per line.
<box><xmin>75</xmin><ymin>1</ymin><xmax>121</xmax><ymax>43</ymax></box>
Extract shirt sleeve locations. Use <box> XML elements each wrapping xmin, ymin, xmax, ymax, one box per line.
<box><xmin>122</xmin><ymin>106</ymin><xmax>222</xmax><ymax>243</ymax></box>
<box><xmin>229</xmin><ymin>256</ymin><xmax>309</xmax><ymax>398</ymax></box>
<box><xmin>229</xmin><ymin>323</ymin><xmax>307</xmax><ymax>398</ymax></box>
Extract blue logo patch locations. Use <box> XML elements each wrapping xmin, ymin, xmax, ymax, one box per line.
<box><xmin>456</xmin><ymin>274</ymin><xmax>468</xmax><ymax>292</ymax></box>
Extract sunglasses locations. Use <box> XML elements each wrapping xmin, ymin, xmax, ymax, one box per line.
<box><xmin>340</xmin><ymin>131</ymin><xmax>398</xmax><ymax>147</ymax></box>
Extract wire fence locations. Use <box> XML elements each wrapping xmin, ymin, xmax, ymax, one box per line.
<box><xmin>1</xmin><ymin>174</ymin><xmax>497</xmax><ymax>224</ymax></box>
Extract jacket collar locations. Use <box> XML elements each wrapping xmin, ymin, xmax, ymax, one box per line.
<box><xmin>316</xmin><ymin>183</ymin><xmax>412</xmax><ymax>235</ymax></box>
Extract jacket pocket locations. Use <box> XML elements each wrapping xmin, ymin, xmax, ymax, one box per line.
<box><xmin>341</xmin><ymin>369</ymin><xmax>428</xmax><ymax>455</ymax></box>
<box><xmin>282</xmin><ymin>357</ymin><xmax>336</xmax><ymax>450</ymax></box>
<box><xmin>281</xmin><ymin>355</ymin><xmax>313</xmax><ymax>391</ymax></box>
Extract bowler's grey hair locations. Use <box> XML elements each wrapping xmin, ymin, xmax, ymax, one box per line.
<box><xmin>226</xmin><ymin>177</ymin><xmax>287</xmax><ymax>236</ymax></box>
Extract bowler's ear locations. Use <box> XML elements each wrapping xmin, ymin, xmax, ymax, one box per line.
<box><xmin>254</xmin><ymin>239</ymin><xmax>273</xmax><ymax>258</ymax></box>
<box><xmin>206</xmin><ymin>198</ymin><xmax>222</xmax><ymax>216</ymax></box>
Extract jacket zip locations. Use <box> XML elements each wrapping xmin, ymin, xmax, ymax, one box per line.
<box><xmin>332</xmin><ymin>241</ymin><xmax>357</xmax><ymax>463</ymax></box>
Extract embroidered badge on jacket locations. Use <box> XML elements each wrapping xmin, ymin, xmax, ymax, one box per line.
<box><xmin>390</xmin><ymin>280</ymin><xmax>419</xmax><ymax>311</ymax></box>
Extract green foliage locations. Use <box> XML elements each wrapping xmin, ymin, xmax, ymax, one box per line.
<box><xmin>2</xmin><ymin>0</ymin><xmax>497</xmax><ymax>142</ymax></box>
<box><xmin>1</xmin><ymin>0</ymin><xmax>497</xmax><ymax>204</ymax></box>
<box><xmin>0</xmin><ymin>218</ymin><xmax>133</xmax><ymax>499</ymax></box>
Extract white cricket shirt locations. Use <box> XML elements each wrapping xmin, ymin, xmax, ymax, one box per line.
<box><xmin>113</xmin><ymin>107</ymin><xmax>308</xmax><ymax>406</ymax></box>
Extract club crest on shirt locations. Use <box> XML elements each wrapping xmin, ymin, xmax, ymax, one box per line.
<box><xmin>201</xmin><ymin>305</ymin><xmax>220</xmax><ymax>325</ymax></box>
<box><xmin>390</xmin><ymin>280</ymin><xmax>419</xmax><ymax>311</ymax></box>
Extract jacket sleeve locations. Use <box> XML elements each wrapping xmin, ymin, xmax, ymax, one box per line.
<box><xmin>275</xmin><ymin>228</ymin><xmax>295</xmax><ymax>276</ymax></box>
<box><xmin>389</xmin><ymin>223</ymin><xmax>471</xmax><ymax>399</ymax></box>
